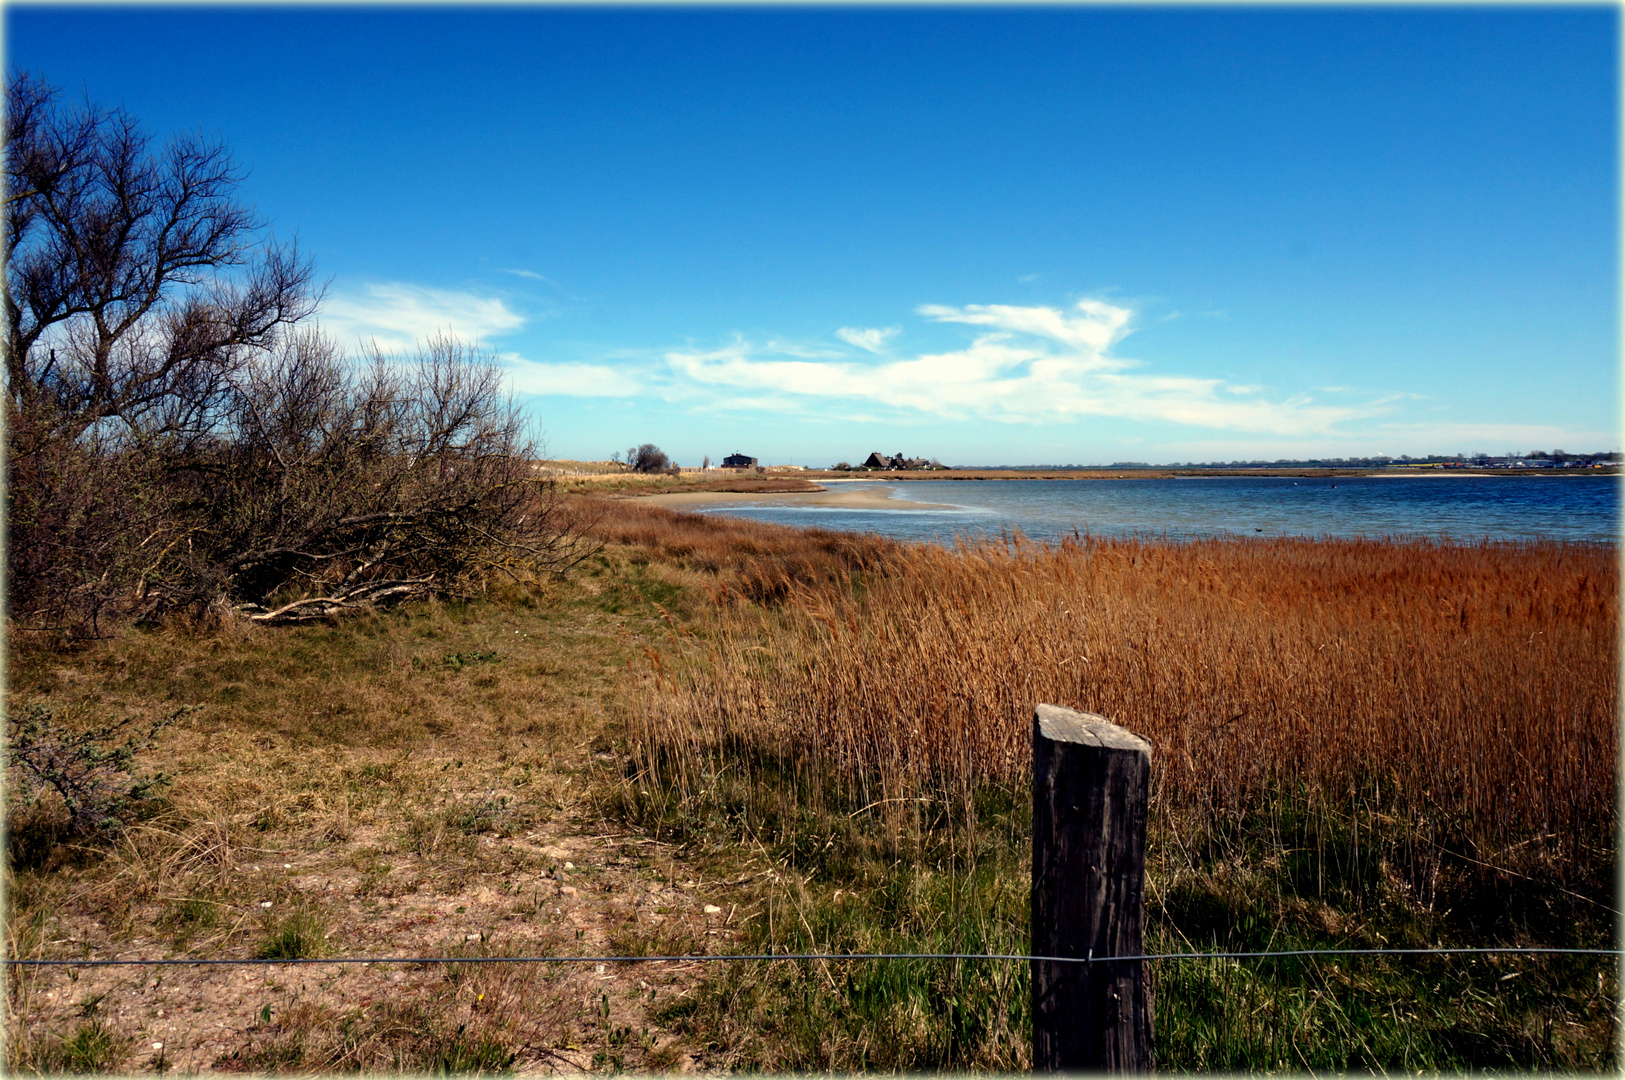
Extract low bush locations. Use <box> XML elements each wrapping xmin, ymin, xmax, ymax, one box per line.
<box><xmin>5</xmin><ymin>702</ymin><xmax>185</xmax><ymax>862</ymax></box>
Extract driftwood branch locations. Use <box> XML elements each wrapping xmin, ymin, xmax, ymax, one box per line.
<box><xmin>238</xmin><ymin>578</ymin><xmax>433</xmax><ymax>624</ymax></box>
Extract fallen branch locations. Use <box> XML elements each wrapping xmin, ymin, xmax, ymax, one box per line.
<box><xmin>238</xmin><ymin>578</ymin><xmax>434</xmax><ymax>624</ymax></box>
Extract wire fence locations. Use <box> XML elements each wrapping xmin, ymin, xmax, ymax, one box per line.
<box><xmin>7</xmin><ymin>946</ymin><xmax>1619</xmax><ymax>968</ymax></box>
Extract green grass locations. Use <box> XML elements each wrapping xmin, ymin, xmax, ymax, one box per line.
<box><xmin>614</xmin><ymin>755</ymin><xmax>1033</xmax><ymax>1071</ymax></box>
<box><xmin>255</xmin><ymin>905</ymin><xmax>329</xmax><ymax>960</ymax></box>
<box><xmin>1151</xmin><ymin>949</ymin><xmax>1617</xmax><ymax>1072</ymax></box>
<box><xmin>21</xmin><ymin>1020</ymin><xmax>130</xmax><ymax>1074</ymax></box>
<box><xmin>653</xmin><ymin>850</ymin><xmax>1033</xmax><ymax>1071</ymax></box>
<box><xmin>418</xmin><ymin>1025</ymin><xmax>517</xmax><ymax>1075</ymax></box>
<box><xmin>614</xmin><ymin>733</ymin><xmax>1619</xmax><ymax>1072</ymax></box>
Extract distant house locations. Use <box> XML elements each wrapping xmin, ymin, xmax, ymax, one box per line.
<box><xmin>862</xmin><ymin>451</ymin><xmax>933</xmax><ymax>470</ymax></box>
<box><xmin>721</xmin><ymin>452</ymin><xmax>758</xmax><ymax>469</ymax></box>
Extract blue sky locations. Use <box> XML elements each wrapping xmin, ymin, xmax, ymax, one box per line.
<box><xmin>9</xmin><ymin>6</ymin><xmax>1618</xmax><ymax>466</ymax></box>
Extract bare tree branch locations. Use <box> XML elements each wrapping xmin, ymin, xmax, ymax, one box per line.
<box><xmin>6</xmin><ymin>76</ymin><xmax>592</xmax><ymax>632</ymax></box>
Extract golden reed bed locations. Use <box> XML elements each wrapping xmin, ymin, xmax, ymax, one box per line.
<box><xmin>631</xmin><ymin>530</ymin><xmax>1617</xmax><ymax>894</ymax></box>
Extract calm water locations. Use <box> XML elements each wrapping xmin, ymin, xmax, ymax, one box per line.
<box><xmin>691</xmin><ymin>475</ymin><xmax>1621</xmax><ymax>545</ymax></box>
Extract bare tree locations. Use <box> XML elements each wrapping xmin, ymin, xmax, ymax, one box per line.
<box><xmin>5</xmin><ymin>74</ymin><xmax>317</xmax><ymax>448</ymax></box>
<box><xmin>4</xmin><ymin>75</ymin><xmax>588</xmax><ymax>631</ymax></box>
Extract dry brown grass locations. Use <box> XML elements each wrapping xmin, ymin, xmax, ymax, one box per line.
<box><xmin>4</xmin><ymin>573</ymin><xmax>734</xmax><ymax>1073</ymax></box>
<box><xmin>631</xmin><ymin>533</ymin><xmax>1617</xmax><ymax>900</ymax></box>
<box><xmin>9</xmin><ymin>503</ymin><xmax>1616</xmax><ymax>1071</ymax></box>
<box><xmin>581</xmin><ymin>496</ymin><xmax>898</xmax><ymax>605</ymax></box>
<box><xmin>557</xmin><ymin>471</ymin><xmax>823</xmax><ymax>496</ymax></box>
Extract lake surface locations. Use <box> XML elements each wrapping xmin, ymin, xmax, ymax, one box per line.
<box><xmin>691</xmin><ymin>475</ymin><xmax>1621</xmax><ymax>545</ymax></box>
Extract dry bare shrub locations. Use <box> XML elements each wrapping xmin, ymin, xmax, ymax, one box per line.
<box><xmin>5</xmin><ymin>75</ymin><xmax>591</xmax><ymax>633</ymax></box>
<box><xmin>5</xmin><ymin>73</ymin><xmax>315</xmax><ymax>633</ymax></box>
<box><xmin>12</xmin><ymin>331</ymin><xmax>590</xmax><ymax>632</ymax></box>
<box><xmin>632</xmin><ymin>534</ymin><xmax>1617</xmax><ymax>902</ymax></box>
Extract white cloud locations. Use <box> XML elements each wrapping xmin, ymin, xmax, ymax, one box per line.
<box><xmin>917</xmin><ymin>299</ymin><xmax>1134</xmax><ymax>356</ymax></box>
<box><xmin>400</xmin><ymin>292</ymin><xmax>1573</xmax><ymax>455</ymax></box>
<box><xmin>835</xmin><ymin>326</ymin><xmax>900</xmax><ymax>353</ymax></box>
<box><xmin>661</xmin><ymin>298</ymin><xmax>1384</xmax><ymax>437</ymax></box>
<box><xmin>318</xmin><ymin>283</ymin><xmax>525</xmax><ymax>352</ymax></box>
<box><xmin>499</xmin><ymin>354</ymin><xmax>641</xmax><ymax>398</ymax></box>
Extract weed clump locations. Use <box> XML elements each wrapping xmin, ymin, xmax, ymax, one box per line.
<box><xmin>219</xmin><ymin>941</ymin><xmax>564</xmax><ymax>1074</ymax></box>
<box><xmin>32</xmin><ymin>1020</ymin><xmax>128</xmax><ymax>1074</ymax></box>
<box><xmin>5</xmin><ymin>702</ymin><xmax>187</xmax><ymax>865</ymax></box>
<box><xmin>256</xmin><ymin>906</ymin><xmax>329</xmax><ymax>960</ymax></box>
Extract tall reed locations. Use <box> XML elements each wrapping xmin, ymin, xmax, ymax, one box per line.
<box><xmin>631</xmin><ymin>533</ymin><xmax>1617</xmax><ymax>904</ymax></box>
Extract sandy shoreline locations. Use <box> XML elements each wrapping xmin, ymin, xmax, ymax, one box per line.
<box><xmin>637</xmin><ymin>485</ymin><xmax>957</xmax><ymax>512</ymax></box>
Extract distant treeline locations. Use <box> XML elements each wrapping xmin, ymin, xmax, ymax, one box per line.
<box><xmin>967</xmin><ymin>450</ymin><xmax>1621</xmax><ymax>470</ymax></box>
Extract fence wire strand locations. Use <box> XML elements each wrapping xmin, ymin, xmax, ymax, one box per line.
<box><xmin>7</xmin><ymin>946</ymin><xmax>1618</xmax><ymax>968</ymax></box>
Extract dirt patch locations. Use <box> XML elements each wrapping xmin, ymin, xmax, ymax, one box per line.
<box><xmin>9</xmin><ymin>755</ymin><xmax>762</xmax><ymax>1073</ymax></box>
<box><xmin>5</xmin><ymin>569</ymin><xmax>775</xmax><ymax>1074</ymax></box>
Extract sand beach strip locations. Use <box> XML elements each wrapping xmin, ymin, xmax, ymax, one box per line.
<box><xmin>636</xmin><ymin>484</ymin><xmax>957</xmax><ymax>512</ymax></box>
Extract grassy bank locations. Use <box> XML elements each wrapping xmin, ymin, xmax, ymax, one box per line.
<box><xmin>6</xmin><ymin>584</ymin><xmax>631</xmax><ymax>1072</ymax></box>
<box><xmin>7</xmin><ymin>499</ymin><xmax>1618</xmax><ymax>1072</ymax></box>
<box><xmin>3</xmin><ymin>498</ymin><xmax>906</xmax><ymax>1073</ymax></box>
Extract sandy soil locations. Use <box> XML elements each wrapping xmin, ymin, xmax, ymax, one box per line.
<box><xmin>5</xmin><ymin>599</ymin><xmax>756</xmax><ymax>1074</ymax></box>
<box><xmin>635</xmin><ymin>486</ymin><xmax>956</xmax><ymax>512</ymax></box>
<box><xmin>7</xmin><ymin>747</ymin><xmax>754</xmax><ymax>1074</ymax></box>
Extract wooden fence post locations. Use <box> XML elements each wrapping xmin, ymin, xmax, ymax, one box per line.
<box><xmin>1031</xmin><ymin>704</ymin><xmax>1153</xmax><ymax>1072</ymax></box>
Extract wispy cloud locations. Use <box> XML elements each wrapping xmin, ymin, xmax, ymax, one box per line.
<box><xmin>350</xmin><ymin>290</ymin><xmax>1547</xmax><ymax>452</ymax></box>
<box><xmin>499</xmin><ymin>354</ymin><xmax>641</xmax><ymax>398</ymax></box>
<box><xmin>658</xmin><ymin>298</ymin><xmax>1385</xmax><ymax>437</ymax></box>
<box><xmin>318</xmin><ymin>283</ymin><xmax>525</xmax><ymax>352</ymax></box>
<box><xmin>835</xmin><ymin>326</ymin><xmax>900</xmax><ymax>353</ymax></box>
<box><xmin>917</xmin><ymin>299</ymin><xmax>1133</xmax><ymax>356</ymax></box>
